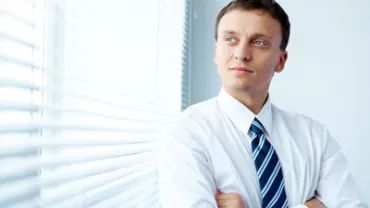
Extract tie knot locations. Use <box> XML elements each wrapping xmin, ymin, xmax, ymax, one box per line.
<box><xmin>249</xmin><ymin>118</ymin><xmax>264</xmax><ymax>135</ymax></box>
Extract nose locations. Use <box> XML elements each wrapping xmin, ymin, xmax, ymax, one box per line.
<box><xmin>234</xmin><ymin>42</ymin><xmax>252</xmax><ymax>61</ymax></box>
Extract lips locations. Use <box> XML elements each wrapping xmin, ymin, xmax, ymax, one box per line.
<box><xmin>230</xmin><ymin>66</ymin><xmax>253</xmax><ymax>73</ymax></box>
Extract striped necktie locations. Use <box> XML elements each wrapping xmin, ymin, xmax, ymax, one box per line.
<box><xmin>249</xmin><ymin>118</ymin><xmax>288</xmax><ymax>208</ymax></box>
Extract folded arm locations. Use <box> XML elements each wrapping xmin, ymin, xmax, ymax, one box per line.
<box><xmin>309</xmin><ymin>125</ymin><xmax>368</xmax><ymax>207</ymax></box>
<box><xmin>157</xmin><ymin>117</ymin><xmax>218</xmax><ymax>208</ymax></box>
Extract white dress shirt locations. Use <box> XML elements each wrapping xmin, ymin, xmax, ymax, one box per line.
<box><xmin>157</xmin><ymin>88</ymin><xmax>368</xmax><ymax>208</ymax></box>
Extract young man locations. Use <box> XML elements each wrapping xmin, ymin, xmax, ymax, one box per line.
<box><xmin>158</xmin><ymin>0</ymin><xmax>368</xmax><ymax>207</ymax></box>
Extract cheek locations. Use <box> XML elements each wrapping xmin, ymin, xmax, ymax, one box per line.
<box><xmin>218</xmin><ymin>45</ymin><xmax>234</xmax><ymax>62</ymax></box>
<box><xmin>254</xmin><ymin>53</ymin><xmax>278</xmax><ymax>77</ymax></box>
<box><xmin>255</xmin><ymin>52</ymin><xmax>277</xmax><ymax>69</ymax></box>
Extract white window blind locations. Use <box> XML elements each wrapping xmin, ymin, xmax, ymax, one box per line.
<box><xmin>0</xmin><ymin>0</ymin><xmax>190</xmax><ymax>207</ymax></box>
<box><xmin>0</xmin><ymin>0</ymin><xmax>45</xmax><ymax>207</ymax></box>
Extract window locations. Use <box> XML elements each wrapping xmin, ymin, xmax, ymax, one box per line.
<box><xmin>0</xmin><ymin>0</ymin><xmax>44</xmax><ymax>206</ymax></box>
<box><xmin>0</xmin><ymin>0</ymin><xmax>190</xmax><ymax>207</ymax></box>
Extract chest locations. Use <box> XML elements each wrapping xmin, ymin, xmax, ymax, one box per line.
<box><xmin>209</xmin><ymin>121</ymin><xmax>319</xmax><ymax>207</ymax></box>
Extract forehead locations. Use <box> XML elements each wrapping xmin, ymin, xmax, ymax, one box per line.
<box><xmin>218</xmin><ymin>9</ymin><xmax>281</xmax><ymax>38</ymax></box>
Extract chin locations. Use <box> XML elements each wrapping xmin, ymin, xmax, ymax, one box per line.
<box><xmin>226</xmin><ymin>82</ymin><xmax>252</xmax><ymax>92</ymax></box>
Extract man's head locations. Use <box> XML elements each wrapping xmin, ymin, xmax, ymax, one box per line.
<box><xmin>214</xmin><ymin>0</ymin><xmax>290</xmax><ymax>95</ymax></box>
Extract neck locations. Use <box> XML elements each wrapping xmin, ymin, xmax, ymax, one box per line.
<box><xmin>225</xmin><ymin>87</ymin><xmax>269</xmax><ymax>115</ymax></box>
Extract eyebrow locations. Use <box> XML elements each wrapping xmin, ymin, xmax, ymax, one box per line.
<box><xmin>222</xmin><ymin>30</ymin><xmax>272</xmax><ymax>40</ymax></box>
<box><xmin>223</xmin><ymin>30</ymin><xmax>241</xmax><ymax>36</ymax></box>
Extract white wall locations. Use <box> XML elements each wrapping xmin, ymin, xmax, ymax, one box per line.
<box><xmin>190</xmin><ymin>0</ymin><xmax>370</xmax><ymax>201</ymax></box>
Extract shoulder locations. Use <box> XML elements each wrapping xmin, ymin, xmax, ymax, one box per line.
<box><xmin>271</xmin><ymin>103</ymin><xmax>327</xmax><ymax>133</ymax></box>
<box><xmin>162</xmin><ymin>97</ymin><xmax>219</xmax><ymax>148</ymax></box>
<box><xmin>271</xmin><ymin>103</ymin><xmax>339</xmax><ymax>154</ymax></box>
<box><xmin>181</xmin><ymin>97</ymin><xmax>219</xmax><ymax>124</ymax></box>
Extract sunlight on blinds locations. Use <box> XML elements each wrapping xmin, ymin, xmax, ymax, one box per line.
<box><xmin>0</xmin><ymin>0</ymin><xmax>189</xmax><ymax>207</ymax></box>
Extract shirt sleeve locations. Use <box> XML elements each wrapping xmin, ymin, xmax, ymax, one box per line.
<box><xmin>290</xmin><ymin>205</ymin><xmax>308</xmax><ymax>208</ymax></box>
<box><xmin>314</xmin><ymin>126</ymin><xmax>369</xmax><ymax>208</ymax></box>
<box><xmin>157</xmin><ymin>116</ymin><xmax>217</xmax><ymax>208</ymax></box>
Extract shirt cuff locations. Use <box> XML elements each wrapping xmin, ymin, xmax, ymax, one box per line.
<box><xmin>290</xmin><ymin>204</ymin><xmax>308</xmax><ymax>208</ymax></box>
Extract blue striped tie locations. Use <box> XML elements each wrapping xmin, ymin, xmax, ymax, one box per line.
<box><xmin>249</xmin><ymin>118</ymin><xmax>288</xmax><ymax>208</ymax></box>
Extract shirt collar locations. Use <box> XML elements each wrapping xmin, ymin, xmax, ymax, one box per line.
<box><xmin>216</xmin><ymin>87</ymin><xmax>272</xmax><ymax>137</ymax></box>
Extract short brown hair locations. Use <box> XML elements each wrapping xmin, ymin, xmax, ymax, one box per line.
<box><xmin>215</xmin><ymin>0</ymin><xmax>291</xmax><ymax>51</ymax></box>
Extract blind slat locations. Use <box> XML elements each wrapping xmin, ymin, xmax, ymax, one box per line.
<box><xmin>91</xmin><ymin>180</ymin><xmax>158</xmax><ymax>208</ymax></box>
<box><xmin>0</xmin><ymin>102</ymin><xmax>172</xmax><ymax>124</ymax></box>
<box><xmin>0</xmin><ymin>102</ymin><xmax>176</xmax><ymax>120</ymax></box>
<box><xmin>41</xmin><ymin>168</ymin><xmax>157</xmax><ymax>207</ymax></box>
<box><xmin>0</xmin><ymin>148</ymin><xmax>38</xmax><ymax>158</ymax></box>
<box><xmin>0</xmin><ymin>121</ymin><xmax>161</xmax><ymax>134</ymax></box>
<box><xmin>7</xmin><ymin>199</ymin><xmax>38</xmax><ymax>208</ymax></box>
<box><xmin>0</xmin><ymin>78</ymin><xmax>41</xmax><ymax>90</ymax></box>
<box><xmin>1</xmin><ymin>137</ymin><xmax>156</xmax><ymax>157</ymax></box>
<box><xmin>0</xmin><ymin>187</ymin><xmax>39</xmax><ymax>208</ymax></box>
<box><xmin>0</xmin><ymin>145</ymin><xmax>154</xmax><ymax>181</ymax></box>
<box><xmin>42</xmin><ymin>154</ymin><xmax>153</xmax><ymax>186</ymax></box>
<box><xmin>0</xmin><ymin>56</ymin><xmax>42</xmax><ymax>70</ymax></box>
<box><xmin>0</xmin><ymin>10</ymin><xmax>35</xmax><ymax>28</ymax></box>
<box><xmin>0</xmin><ymin>176</ymin><xmax>40</xmax><ymax>207</ymax></box>
<box><xmin>120</xmin><ymin>185</ymin><xmax>158</xmax><ymax>208</ymax></box>
<box><xmin>139</xmin><ymin>192</ymin><xmax>160</xmax><ymax>208</ymax></box>
<box><xmin>44</xmin><ymin>89</ymin><xmax>179</xmax><ymax>116</ymax></box>
<box><xmin>0</xmin><ymin>102</ymin><xmax>39</xmax><ymax>112</ymax></box>
<box><xmin>45</xmin><ymin>72</ymin><xmax>167</xmax><ymax>103</ymax></box>
<box><xmin>0</xmin><ymin>153</ymin><xmax>152</xmax><ymax>185</ymax></box>
<box><xmin>0</xmin><ymin>163</ymin><xmax>154</xmax><ymax>203</ymax></box>
<box><xmin>0</xmin><ymin>32</ymin><xmax>39</xmax><ymax>49</ymax></box>
<box><xmin>0</xmin><ymin>169</ymin><xmax>38</xmax><ymax>184</ymax></box>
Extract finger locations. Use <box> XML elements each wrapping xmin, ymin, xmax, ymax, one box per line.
<box><xmin>217</xmin><ymin>198</ymin><xmax>242</xmax><ymax>207</ymax></box>
<box><xmin>216</xmin><ymin>192</ymin><xmax>241</xmax><ymax>200</ymax></box>
<box><xmin>216</xmin><ymin>189</ymin><xmax>222</xmax><ymax>195</ymax></box>
<box><xmin>216</xmin><ymin>198</ymin><xmax>229</xmax><ymax>207</ymax></box>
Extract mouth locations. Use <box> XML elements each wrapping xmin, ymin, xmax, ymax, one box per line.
<box><xmin>229</xmin><ymin>66</ymin><xmax>253</xmax><ymax>73</ymax></box>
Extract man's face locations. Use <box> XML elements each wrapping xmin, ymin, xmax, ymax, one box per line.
<box><xmin>214</xmin><ymin>9</ymin><xmax>288</xmax><ymax>93</ymax></box>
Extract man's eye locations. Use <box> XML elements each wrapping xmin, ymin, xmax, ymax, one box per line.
<box><xmin>226</xmin><ymin>37</ymin><xmax>237</xmax><ymax>43</ymax></box>
<box><xmin>254</xmin><ymin>40</ymin><xmax>267</xmax><ymax>46</ymax></box>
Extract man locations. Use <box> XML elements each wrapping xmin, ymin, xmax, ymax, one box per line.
<box><xmin>157</xmin><ymin>0</ymin><xmax>368</xmax><ymax>207</ymax></box>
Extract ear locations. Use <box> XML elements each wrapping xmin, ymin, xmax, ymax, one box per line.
<box><xmin>275</xmin><ymin>51</ymin><xmax>288</xmax><ymax>73</ymax></box>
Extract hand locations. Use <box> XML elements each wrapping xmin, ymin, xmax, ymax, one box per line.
<box><xmin>304</xmin><ymin>197</ymin><xmax>326</xmax><ymax>208</ymax></box>
<box><xmin>216</xmin><ymin>189</ymin><xmax>246</xmax><ymax>208</ymax></box>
